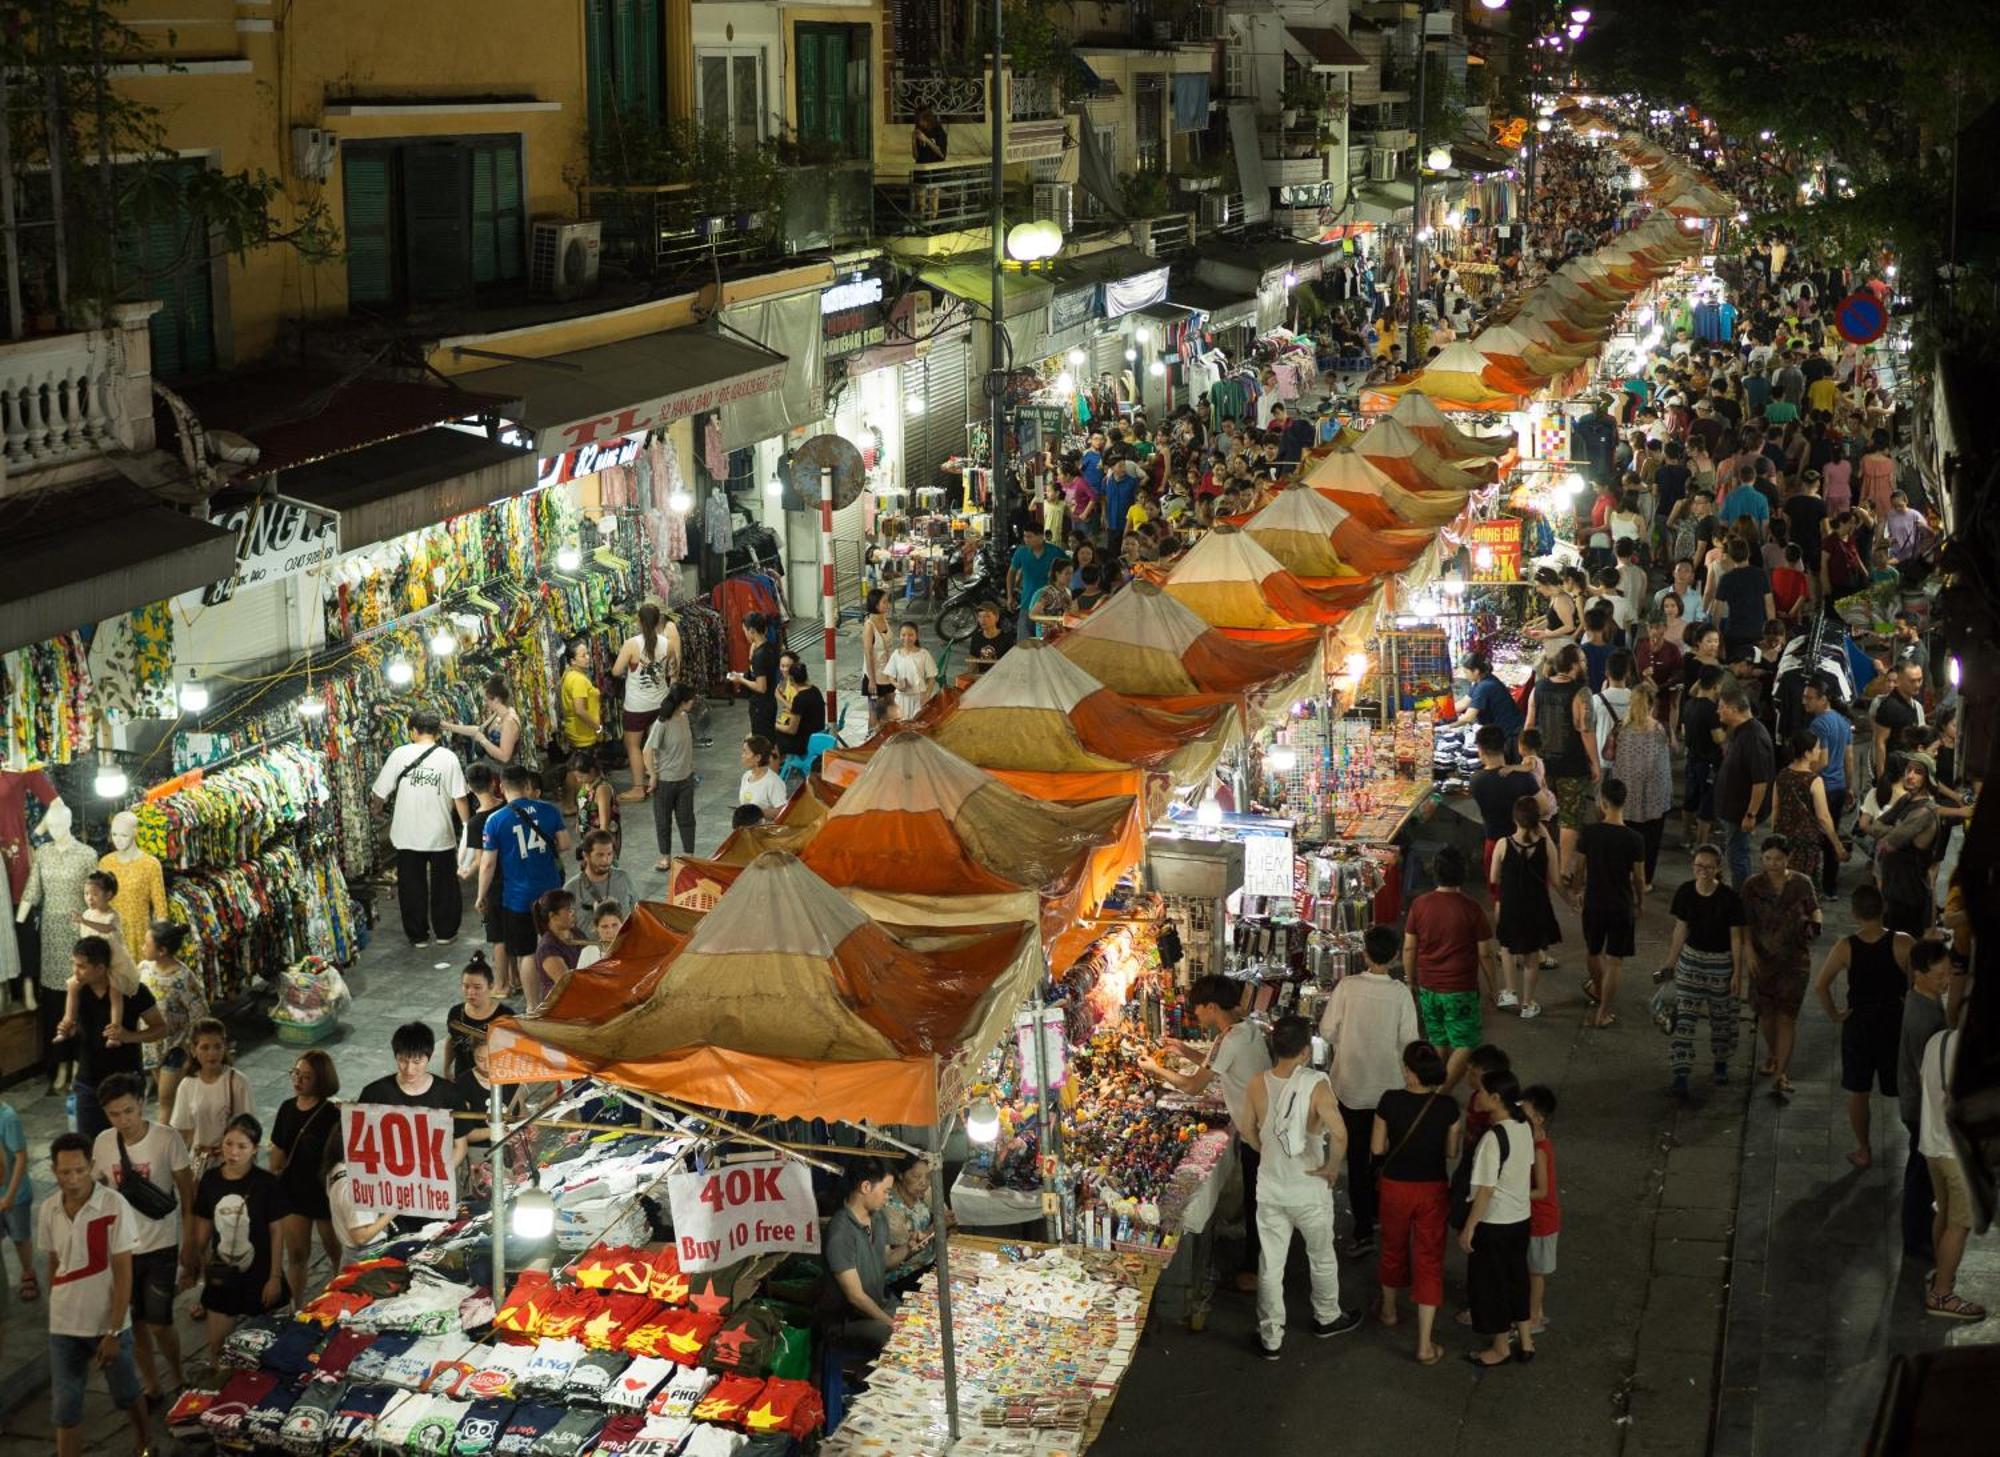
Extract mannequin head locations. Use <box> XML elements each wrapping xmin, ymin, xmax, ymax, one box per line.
<box><xmin>109</xmin><ymin>811</ymin><xmax>138</xmax><ymax>853</ymax></box>
<box><xmin>40</xmin><ymin>799</ymin><xmax>73</xmax><ymax>844</ymax></box>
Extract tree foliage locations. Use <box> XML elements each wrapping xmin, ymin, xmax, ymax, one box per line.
<box><xmin>2</xmin><ymin>0</ymin><xmax>338</xmax><ymax>325</ymax></box>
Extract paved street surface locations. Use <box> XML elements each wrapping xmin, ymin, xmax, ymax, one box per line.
<box><xmin>0</xmin><ymin>675</ymin><xmax>1991</xmax><ymax>1452</ymax></box>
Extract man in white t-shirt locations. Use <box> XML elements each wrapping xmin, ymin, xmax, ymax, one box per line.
<box><xmin>91</xmin><ymin>1071</ymin><xmax>194</xmax><ymax>1399</ymax></box>
<box><xmin>39</xmin><ymin>1130</ymin><xmax>149</xmax><ymax>1457</ymax></box>
<box><xmin>1320</xmin><ymin>925</ymin><xmax>1420</xmax><ymax>1255</ymax></box>
<box><xmin>372</xmin><ymin>708</ymin><xmax>472</xmax><ymax>949</ymax></box>
<box><xmin>1142</xmin><ymin>975</ymin><xmax>1272</xmax><ymax>1293</ymax></box>
<box><xmin>1918</xmin><ymin>1023</ymin><xmax>1985</xmax><ymax>1321</ymax></box>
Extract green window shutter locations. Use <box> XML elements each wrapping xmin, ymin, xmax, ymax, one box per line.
<box><xmin>402</xmin><ymin>144</ymin><xmax>471</xmax><ymax>302</ymax></box>
<box><xmin>585</xmin><ymin>0</ymin><xmax>611</xmax><ymax>145</ymax></box>
<box><xmin>797</xmin><ymin>30</ymin><xmax>824</xmax><ymax>145</ymax></box>
<box><xmin>343</xmin><ymin>149</ymin><xmax>395</xmax><ymax>307</ymax></box>
<box><xmin>116</xmin><ymin>160</ymin><xmax>216</xmax><ymax>377</ymax></box>
<box><xmin>470</xmin><ymin>140</ymin><xmax>524</xmax><ymax>285</ymax></box>
<box><xmin>635</xmin><ymin>0</ymin><xmax>662</xmax><ymax>122</ymax></box>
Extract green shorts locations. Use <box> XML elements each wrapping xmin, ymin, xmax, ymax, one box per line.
<box><xmin>1417</xmin><ymin>988</ymin><xmax>1483</xmax><ymax>1050</ymax></box>
<box><xmin>1551</xmin><ymin>774</ymin><xmax>1594</xmax><ymax>830</ymax></box>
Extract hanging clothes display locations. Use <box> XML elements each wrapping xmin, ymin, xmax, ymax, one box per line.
<box><xmin>1</xmin><ymin>634</ymin><xmax>93</xmax><ymax>766</ymax></box>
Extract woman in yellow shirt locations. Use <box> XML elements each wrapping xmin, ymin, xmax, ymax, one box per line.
<box><xmin>559</xmin><ymin>640</ymin><xmax>602</xmax><ymax>752</ymax></box>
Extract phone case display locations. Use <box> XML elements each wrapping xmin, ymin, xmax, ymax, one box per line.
<box><xmin>1380</xmin><ymin>628</ymin><xmax>1453</xmax><ymax>713</ymax></box>
<box><xmin>1157</xmin><ymin>896</ymin><xmax>1220</xmax><ymax>981</ymax></box>
<box><xmin>1301</xmin><ymin>850</ymin><xmax>1393</xmax><ymax>986</ymax></box>
<box><xmin>827</xmin><ymin>1242</ymin><xmax>1148</xmax><ymax>1457</ymax></box>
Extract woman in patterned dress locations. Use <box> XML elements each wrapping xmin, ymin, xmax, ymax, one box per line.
<box><xmin>1772</xmin><ymin>730</ymin><xmax>1846</xmax><ymax>889</ymax></box>
<box><xmin>1741</xmin><ymin>836</ymin><xmax>1822</xmax><ymax>1095</ymax></box>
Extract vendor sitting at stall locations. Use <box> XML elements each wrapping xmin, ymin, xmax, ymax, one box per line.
<box><xmin>882</xmin><ymin>1156</ymin><xmax>943</xmax><ymax>1292</ymax></box>
<box><xmin>819</xmin><ymin>1159</ymin><xmax>907</xmax><ymax>1356</ymax></box>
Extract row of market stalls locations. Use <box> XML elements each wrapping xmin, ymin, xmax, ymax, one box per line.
<box><xmin>166</xmin><ymin>110</ymin><xmax>1737</xmax><ymax>1457</ymax></box>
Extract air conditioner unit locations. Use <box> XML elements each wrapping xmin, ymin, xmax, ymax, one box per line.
<box><xmin>531</xmin><ymin>219</ymin><xmax>602</xmax><ymax>301</ymax></box>
<box><xmin>1370</xmin><ymin>147</ymin><xmax>1400</xmax><ymax>183</ymax></box>
<box><xmin>1033</xmin><ymin>182</ymin><xmax>1074</xmax><ymax>235</ymax></box>
<box><xmin>1199</xmin><ymin>191</ymin><xmax>1235</xmax><ymax>227</ymax></box>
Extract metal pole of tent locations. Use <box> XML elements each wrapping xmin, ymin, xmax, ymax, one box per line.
<box><xmin>1032</xmin><ymin>975</ymin><xmax>1060</xmax><ymax>1244</ymax></box>
<box><xmin>489</xmin><ymin>1081</ymin><xmax>507</xmax><ymax>1298</ymax></box>
<box><xmin>929</xmin><ymin>1064</ymin><xmax>961</xmax><ymax>1443</ymax></box>
<box><xmin>821</xmin><ymin>465</ymin><xmax>838</xmax><ymax>723</ymax></box>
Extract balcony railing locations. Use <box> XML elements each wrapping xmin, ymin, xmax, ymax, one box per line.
<box><xmin>1135</xmin><ymin>138</ymin><xmax>1164</xmax><ymax>175</ymax></box>
<box><xmin>1009</xmin><ymin>73</ymin><xmax>1062</xmax><ymax>121</ymax></box>
<box><xmin>876</xmin><ymin>161</ymin><xmax>992</xmax><ymax>236</ymax></box>
<box><xmin>586</xmin><ymin>162</ymin><xmax>875</xmax><ymax>277</ymax></box>
<box><xmin>0</xmin><ymin>305</ymin><xmax>156</xmax><ymax>489</ymax></box>
<box><xmin>890</xmin><ymin>66</ymin><xmax>986</xmax><ymax>123</ymax></box>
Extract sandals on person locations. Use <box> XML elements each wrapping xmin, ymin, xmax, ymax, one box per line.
<box><xmin>1926</xmin><ymin>1289</ymin><xmax>1987</xmax><ymax>1321</ymax></box>
<box><xmin>653</xmin><ymin>858</ymin><xmax>673</xmax><ymax>872</ymax></box>
<box><xmin>1758</xmin><ymin>1059</ymin><xmax>1777</xmax><ymax>1076</ymax></box>
<box><xmin>1415</xmin><ymin>1345</ymin><xmax>1443</xmax><ymax>1365</ymax></box>
<box><xmin>1773</xmin><ymin>1076</ymin><xmax>1795</xmax><ymax>1096</ymax></box>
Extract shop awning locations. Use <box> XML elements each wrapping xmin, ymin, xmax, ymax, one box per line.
<box><xmin>1052</xmin><ymin>246</ymin><xmax>1170</xmax><ymax>318</ymax></box>
<box><xmin>1285</xmin><ymin>26</ymin><xmax>1368</xmax><ymax>70</ymax></box>
<box><xmin>1353</xmin><ymin>179</ymin><xmax>1416</xmax><ymax>223</ymax></box>
<box><xmin>920</xmin><ymin>262</ymin><xmax>1054</xmax><ymax>320</ymax></box>
<box><xmin>1450</xmin><ymin>139</ymin><xmax>1515</xmax><ymax>174</ymax></box>
<box><xmin>1170</xmin><ymin>281</ymin><xmax>1260</xmax><ymax>331</ymax></box>
<box><xmin>1072</xmin><ymin>57</ymin><xmax>1122</xmax><ymax>99</ymax></box>
<box><xmin>266</xmin><ymin>427</ymin><xmax>539</xmax><ymax>553</ymax></box>
<box><xmin>451</xmin><ymin>327</ymin><xmax>789</xmax><ymax>457</ymax></box>
<box><xmin>176</xmin><ymin>368</ymin><xmax>520</xmax><ymax>477</ymax></box>
<box><xmin>0</xmin><ymin>478</ymin><xmax>237</xmax><ymax>653</ymax></box>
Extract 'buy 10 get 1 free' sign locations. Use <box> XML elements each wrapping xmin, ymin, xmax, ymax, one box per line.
<box><xmin>666</xmin><ymin>1157</ymin><xmax>820</xmax><ymax>1272</ymax></box>
<box><xmin>343</xmin><ymin>1105</ymin><xmax>458</xmax><ymax>1218</ymax></box>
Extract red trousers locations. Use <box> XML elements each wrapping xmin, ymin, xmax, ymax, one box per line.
<box><xmin>1377</xmin><ymin>1176</ymin><xmax>1449</xmax><ymax>1307</ymax></box>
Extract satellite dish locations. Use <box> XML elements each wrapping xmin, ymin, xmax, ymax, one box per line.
<box><xmin>783</xmin><ymin>434</ymin><xmax>867</xmax><ymax>513</ymax></box>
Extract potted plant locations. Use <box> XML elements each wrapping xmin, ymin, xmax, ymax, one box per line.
<box><xmin>1177</xmin><ymin>148</ymin><xmax>1228</xmax><ymax>192</ymax></box>
<box><xmin>1119</xmin><ymin>170</ymin><xmax>1173</xmax><ymax>219</ymax></box>
<box><xmin>1280</xmin><ymin>75</ymin><xmax>1323</xmax><ymax>128</ymax></box>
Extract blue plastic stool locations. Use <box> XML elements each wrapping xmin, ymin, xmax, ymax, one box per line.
<box><xmin>780</xmin><ymin>730</ymin><xmax>840</xmax><ymax>784</ymax></box>
<box><xmin>821</xmin><ymin>1341</ymin><xmax>874</xmax><ymax>1433</ymax></box>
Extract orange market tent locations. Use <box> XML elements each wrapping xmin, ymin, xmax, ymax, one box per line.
<box><xmin>1162</xmin><ymin>523</ymin><xmax>1370</xmax><ymax>632</ymax></box>
<box><xmin>1055</xmin><ymin>579</ymin><xmax>1320</xmax><ymax>701</ymax></box>
<box><xmin>1296</xmin><ymin>449</ymin><xmax>1444</xmax><ymax>560</ymax></box>
<box><xmin>1358</xmin><ymin>341</ymin><xmax>1525</xmax><ymax>414</ymax></box>
<box><xmin>535</xmin><ymin>901</ymin><xmax>704</xmax><ymax>1023</ymax></box>
<box><xmin>1351</xmin><ymin>417</ymin><xmax>1490</xmax><ymax>505</ymax></box>
<box><xmin>929</xmin><ymin>638</ymin><xmax>1234</xmax><ymax>786</ymax></box>
<box><xmin>1472</xmin><ymin>320</ymin><xmax>1597</xmax><ymax>382</ymax></box>
<box><xmin>487</xmin><ymin>850</ymin><xmax>1041</xmax><ymax>1124</ymax></box>
<box><xmin>1244</xmin><ymin>482</ymin><xmax>1360</xmax><ymax>579</ymax></box>
<box><xmin>1385</xmin><ymin>390</ymin><xmax>1512</xmax><ymax>460</ymax></box>
<box><xmin>802</xmin><ymin>730</ymin><xmax>1137</xmax><ymax>968</ymax></box>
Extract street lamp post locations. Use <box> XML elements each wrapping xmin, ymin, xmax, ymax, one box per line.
<box><xmin>1406</xmin><ymin>14</ymin><xmax>1429</xmax><ymax>369</ymax></box>
<box><xmin>988</xmin><ymin>0</ymin><xmax>1010</xmax><ymax>552</ymax></box>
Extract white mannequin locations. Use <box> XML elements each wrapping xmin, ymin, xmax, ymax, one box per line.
<box><xmin>19</xmin><ymin>799</ymin><xmax>93</xmax><ymax>1015</ymax></box>
<box><xmin>107</xmin><ymin>812</ymin><xmax>136</xmax><ymax>855</ymax></box>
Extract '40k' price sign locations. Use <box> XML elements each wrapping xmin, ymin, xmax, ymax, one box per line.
<box><xmin>666</xmin><ymin>1158</ymin><xmax>820</xmax><ymax>1272</ymax></box>
<box><xmin>344</xmin><ymin>1105</ymin><xmax>457</xmax><ymax>1218</ymax></box>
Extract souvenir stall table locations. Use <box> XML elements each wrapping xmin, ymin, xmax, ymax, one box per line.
<box><xmin>821</xmin><ymin>1235</ymin><xmax>1158</xmax><ymax>1457</ymax></box>
<box><xmin>165</xmin><ymin>1086</ymin><xmax>836</xmax><ymax>1457</ymax></box>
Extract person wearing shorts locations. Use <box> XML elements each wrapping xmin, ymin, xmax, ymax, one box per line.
<box><xmin>1401</xmin><ymin>845</ymin><xmax>1498</xmax><ymax>1090</ymax></box>
<box><xmin>91</xmin><ymin>1072</ymin><xmax>194</xmax><ymax>1398</ymax></box>
<box><xmin>41</xmin><ymin>1132</ymin><xmax>150</xmax><ymax>1457</ymax></box>
<box><xmin>478</xmin><ymin>765</ymin><xmax>571</xmax><ymax>965</ymax></box>
<box><xmin>1815</xmin><ymin>885</ymin><xmax>1911</xmax><ymax>1169</ymax></box>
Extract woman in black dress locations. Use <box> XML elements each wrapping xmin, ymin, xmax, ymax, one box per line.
<box><xmin>1491</xmin><ymin>795</ymin><xmax>1563</xmax><ymax>1021</ymax></box>
<box><xmin>268</xmin><ymin>1051</ymin><xmax>341</xmax><ymax>1303</ymax></box>
<box><xmin>186</xmin><ymin>1114</ymin><xmax>289</xmax><ymax>1354</ymax></box>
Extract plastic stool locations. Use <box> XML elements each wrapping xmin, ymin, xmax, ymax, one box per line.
<box><xmin>821</xmin><ymin>1341</ymin><xmax>874</xmax><ymax>1433</ymax></box>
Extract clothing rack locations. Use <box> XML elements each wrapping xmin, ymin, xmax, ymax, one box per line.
<box><xmin>180</xmin><ymin>725</ymin><xmax>305</xmax><ymax>780</ymax></box>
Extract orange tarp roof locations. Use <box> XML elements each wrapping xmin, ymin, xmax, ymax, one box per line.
<box><xmin>1056</xmin><ymin>580</ymin><xmax>1319</xmax><ymax>699</ymax></box>
<box><xmin>1163</xmin><ymin>524</ymin><xmax>1369</xmax><ymax>631</ymax></box>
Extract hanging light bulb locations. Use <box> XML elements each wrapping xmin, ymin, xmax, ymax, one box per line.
<box><xmin>1437</xmin><ymin>573</ymin><xmax>1468</xmax><ymax>595</ymax></box>
<box><xmin>1054</xmin><ymin>370</ymin><xmax>1075</xmax><ymax>393</ymax></box>
<box><xmin>386</xmin><ymin>658</ymin><xmax>415</xmax><ymax>687</ymax></box>
<box><xmin>555</xmin><ymin>544</ymin><xmax>583</xmax><ymax>572</ymax></box>
<box><xmin>509</xmin><ymin>1185</ymin><xmax>557</xmax><ymax>1240</ymax></box>
<box><xmin>1426</xmin><ymin>145</ymin><xmax>1453</xmax><ymax>172</ymax></box>
<box><xmin>906</xmin><ymin>395</ymin><xmax>927</xmax><ymax>416</ymax></box>
<box><xmin>1066</xmin><ymin>348</ymin><xmax>1087</xmax><ymax>367</ymax></box>
<box><xmin>1148</xmin><ymin>359</ymin><xmax>1166</xmax><ymax>377</ymax></box>
<box><xmin>1537</xmin><ymin>117</ymin><xmax>1553</xmax><ymax>133</ymax></box>
<box><xmin>1344</xmin><ymin>650</ymin><xmax>1370</xmax><ymax>680</ymax></box>
<box><xmin>1474</xmin><ymin>544</ymin><xmax>1496</xmax><ymax>571</ymax></box>
<box><xmin>1479</xmin><ymin>0</ymin><xmax>1508</xmax><ymax>10</ymax></box>
<box><xmin>1124</xmin><ymin>348</ymin><xmax>1138</xmax><ymax>363</ymax></box>
<box><xmin>94</xmin><ymin>761</ymin><xmax>128</xmax><ymax>799</ymax></box>
<box><xmin>297</xmin><ymin>695</ymin><xmax>327</xmax><ymax>720</ymax></box>
<box><xmin>428</xmin><ymin>626</ymin><xmax>458</xmax><ymax>658</ymax></box>
<box><xmin>1947</xmin><ymin>656</ymin><xmax>1961</xmax><ymax>689</ymax></box>
<box><xmin>1445</xmin><ymin>209</ymin><xmax>1463</xmax><ymax>229</ymax></box>
<box><xmin>1283</xmin><ymin>269</ymin><xmax>1298</xmax><ymax>288</ymax></box>
<box><xmin>1267</xmin><ymin>741</ymin><xmax>1298</xmax><ymax>773</ymax></box>
<box><xmin>177</xmin><ymin>680</ymin><xmax>210</xmax><ymax>713</ymax></box>
<box><xmin>667</xmin><ymin>487</ymin><xmax>694</xmax><ymax>515</ymax></box>
<box><xmin>765</xmin><ymin>475</ymin><xmax>784</xmax><ymax>498</ymax></box>
<box><xmin>965</xmin><ymin>1099</ymin><xmax>1001</xmax><ymax>1145</ymax></box>
<box><xmin>594</xmin><ymin>513</ymin><xmax>618</xmax><ymax>537</ymax></box>
<box><xmin>1135</xmin><ymin>327</ymin><xmax>1153</xmax><ymax>346</ymax></box>
<box><xmin>1196</xmin><ymin>795</ymin><xmax>1224</xmax><ymax>828</ymax></box>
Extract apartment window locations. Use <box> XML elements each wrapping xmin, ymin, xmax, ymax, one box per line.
<box><xmin>118</xmin><ymin>158</ymin><xmax>217</xmax><ymax>378</ymax></box>
<box><xmin>698</xmin><ymin>50</ymin><xmax>766</xmax><ymax>149</ymax></box>
<box><xmin>586</xmin><ymin>0</ymin><xmax>664</xmax><ymax>143</ymax></box>
<box><xmin>343</xmin><ymin>137</ymin><xmax>524</xmax><ymax>310</ymax></box>
<box><xmin>1223</xmin><ymin>36</ymin><xmax>1248</xmax><ymax>97</ymax></box>
<box><xmin>795</xmin><ymin>23</ymin><xmax>870</xmax><ymax>160</ymax></box>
